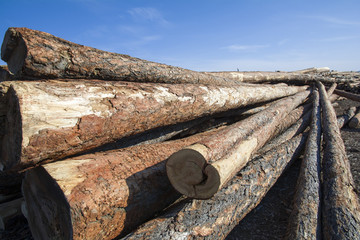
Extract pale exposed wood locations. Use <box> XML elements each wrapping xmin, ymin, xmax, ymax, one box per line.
<box><xmin>22</xmin><ymin>128</ymin><xmax>226</xmax><ymax>240</ymax></box>
<box><xmin>285</xmin><ymin>89</ymin><xmax>321</xmax><ymax>240</ymax></box>
<box><xmin>0</xmin><ymin>80</ymin><xmax>306</xmax><ymax>170</ymax></box>
<box><xmin>124</xmin><ymin>132</ymin><xmax>309</xmax><ymax>239</ymax></box>
<box><xmin>166</xmin><ymin>90</ymin><xmax>311</xmax><ymax>199</ymax></box>
<box><xmin>318</xmin><ymin>82</ymin><xmax>360</xmax><ymax>240</ymax></box>
<box><xmin>0</xmin><ymin>197</ymin><xmax>24</xmax><ymax>230</ymax></box>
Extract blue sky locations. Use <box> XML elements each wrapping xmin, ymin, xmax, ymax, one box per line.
<box><xmin>1</xmin><ymin>0</ymin><xmax>359</xmax><ymax>71</ymax></box>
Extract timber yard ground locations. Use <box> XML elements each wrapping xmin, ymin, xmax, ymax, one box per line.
<box><xmin>1</xmin><ymin>98</ymin><xmax>360</xmax><ymax>240</ymax></box>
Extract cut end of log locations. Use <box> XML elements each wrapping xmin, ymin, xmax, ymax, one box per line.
<box><xmin>166</xmin><ymin>146</ymin><xmax>220</xmax><ymax>199</ymax></box>
<box><xmin>22</xmin><ymin>166</ymin><xmax>73</xmax><ymax>239</ymax></box>
<box><xmin>1</xmin><ymin>86</ymin><xmax>22</xmax><ymax>170</ymax></box>
<box><xmin>1</xmin><ymin>28</ymin><xmax>27</xmax><ymax>75</ymax></box>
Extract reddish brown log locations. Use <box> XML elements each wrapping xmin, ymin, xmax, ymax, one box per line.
<box><xmin>285</xmin><ymin>89</ymin><xmax>321</xmax><ymax>239</ymax></box>
<box><xmin>166</xmin><ymin>90</ymin><xmax>311</xmax><ymax>199</ymax></box>
<box><xmin>334</xmin><ymin>89</ymin><xmax>360</xmax><ymax>102</ymax></box>
<box><xmin>318</xmin><ymin>82</ymin><xmax>360</xmax><ymax>240</ymax></box>
<box><xmin>1</xmin><ymin>80</ymin><xmax>306</xmax><ymax>171</ymax></box>
<box><xmin>348</xmin><ymin>107</ymin><xmax>360</xmax><ymax>129</ymax></box>
<box><xmin>21</xmin><ymin>128</ymin><xmax>227</xmax><ymax>240</ymax></box>
<box><xmin>2</xmin><ymin>27</ymin><xmax>239</xmax><ymax>85</ymax></box>
<box><xmin>124</xmin><ymin>132</ymin><xmax>309</xmax><ymax>239</ymax></box>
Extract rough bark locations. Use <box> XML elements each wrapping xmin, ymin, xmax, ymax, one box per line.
<box><xmin>124</xmin><ymin>132</ymin><xmax>309</xmax><ymax>239</ymax></box>
<box><xmin>0</xmin><ymin>80</ymin><xmax>306</xmax><ymax>170</ymax></box>
<box><xmin>166</xmin><ymin>90</ymin><xmax>311</xmax><ymax>199</ymax></box>
<box><xmin>204</xmin><ymin>71</ymin><xmax>336</xmax><ymax>84</ymax></box>
<box><xmin>0</xmin><ymin>197</ymin><xmax>24</xmax><ymax>230</ymax></box>
<box><xmin>348</xmin><ymin>107</ymin><xmax>360</xmax><ymax>129</ymax></box>
<box><xmin>2</xmin><ymin>27</ymin><xmax>239</xmax><ymax>85</ymax></box>
<box><xmin>318</xmin><ymin>82</ymin><xmax>360</xmax><ymax>240</ymax></box>
<box><xmin>334</xmin><ymin>89</ymin><xmax>360</xmax><ymax>102</ymax></box>
<box><xmin>285</xmin><ymin>90</ymin><xmax>321</xmax><ymax>240</ymax></box>
<box><xmin>21</xmin><ymin>127</ymin><xmax>228</xmax><ymax>240</ymax></box>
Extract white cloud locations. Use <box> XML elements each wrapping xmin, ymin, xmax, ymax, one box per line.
<box><xmin>128</xmin><ymin>7</ymin><xmax>170</xmax><ymax>26</ymax></box>
<box><xmin>222</xmin><ymin>44</ymin><xmax>269</xmax><ymax>52</ymax></box>
<box><xmin>304</xmin><ymin>15</ymin><xmax>360</xmax><ymax>26</ymax></box>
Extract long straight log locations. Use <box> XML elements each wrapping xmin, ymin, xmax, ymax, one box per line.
<box><xmin>166</xmin><ymin>90</ymin><xmax>311</xmax><ymax>199</ymax></box>
<box><xmin>1</xmin><ymin>80</ymin><xmax>306</xmax><ymax>170</ymax></box>
<box><xmin>348</xmin><ymin>107</ymin><xmax>360</xmax><ymax>129</ymax></box>
<box><xmin>334</xmin><ymin>89</ymin><xmax>360</xmax><ymax>102</ymax></box>
<box><xmin>2</xmin><ymin>27</ymin><xmax>237</xmax><ymax>85</ymax></box>
<box><xmin>124</xmin><ymin>132</ymin><xmax>309</xmax><ymax>239</ymax></box>
<box><xmin>285</xmin><ymin>89</ymin><xmax>321</xmax><ymax>239</ymax></box>
<box><xmin>318</xmin><ymin>82</ymin><xmax>360</xmax><ymax>240</ymax></box>
<box><xmin>204</xmin><ymin>71</ymin><xmax>336</xmax><ymax>84</ymax></box>
<box><xmin>21</xmin><ymin>127</ymin><xmax>230</xmax><ymax>240</ymax></box>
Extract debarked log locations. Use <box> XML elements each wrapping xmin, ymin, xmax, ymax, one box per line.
<box><xmin>318</xmin><ymin>82</ymin><xmax>360</xmax><ymax>240</ymax></box>
<box><xmin>2</xmin><ymin>27</ymin><xmax>237</xmax><ymax>86</ymax></box>
<box><xmin>348</xmin><ymin>107</ymin><xmax>360</xmax><ymax>129</ymax></box>
<box><xmin>0</xmin><ymin>80</ymin><xmax>307</xmax><ymax>170</ymax></box>
<box><xmin>166</xmin><ymin>90</ymin><xmax>311</xmax><ymax>199</ymax></box>
<box><xmin>123</xmin><ymin>132</ymin><xmax>309</xmax><ymax>240</ymax></box>
<box><xmin>285</xmin><ymin>89</ymin><xmax>321</xmax><ymax>240</ymax></box>
<box><xmin>334</xmin><ymin>89</ymin><xmax>360</xmax><ymax>102</ymax></box>
<box><xmin>21</xmin><ymin>127</ymin><xmax>227</xmax><ymax>240</ymax></box>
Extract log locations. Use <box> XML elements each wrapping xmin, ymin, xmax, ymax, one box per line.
<box><xmin>348</xmin><ymin>107</ymin><xmax>360</xmax><ymax>129</ymax></box>
<box><xmin>285</xmin><ymin>89</ymin><xmax>321</xmax><ymax>239</ymax></box>
<box><xmin>0</xmin><ymin>65</ymin><xmax>11</xmax><ymax>81</ymax></box>
<box><xmin>124</xmin><ymin>132</ymin><xmax>309</xmax><ymax>239</ymax></box>
<box><xmin>21</xmin><ymin>127</ymin><xmax>228</xmax><ymax>240</ymax></box>
<box><xmin>334</xmin><ymin>89</ymin><xmax>360</xmax><ymax>102</ymax></box>
<box><xmin>2</xmin><ymin>27</ymin><xmax>237</xmax><ymax>85</ymax></box>
<box><xmin>204</xmin><ymin>71</ymin><xmax>336</xmax><ymax>84</ymax></box>
<box><xmin>0</xmin><ymin>197</ymin><xmax>24</xmax><ymax>230</ymax></box>
<box><xmin>0</xmin><ymin>80</ymin><xmax>306</xmax><ymax>170</ymax></box>
<box><xmin>292</xmin><ymin>67</ymin><xmax>330</xmax><ymax>74</ymax></box>
<box><xmin>166</xmin><ymin>90</ymin><xmax>311</xmax><ymax>199</ymax></box>
<box><xmin>337</xmin><ymin>106</ymin><xmax>357</xmax><ymax>129</ymax></box>
<box><xmin>318</xmin><ymin>82</ymin><xmax>360</xmax><ymax>240</ymax></box>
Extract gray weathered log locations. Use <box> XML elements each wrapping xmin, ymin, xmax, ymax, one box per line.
<box><xmin>337</xmin><ymin>106</ymin><xmax>357</xmax><ymax>129</ymax></box>
<box><xmin>2</xmin><ymin>27</ymin><xmax>239</xmax><ymax>85</ymax></box>
<box><xmin>348</xmin><ymin>107</ymin><xmax>360</xmax><ymax>129</ymax></box>
<box><xmin>1</xmin><ymin>80</ymin><xmax>306</xmax><ymax>170</ymax></box>
<box><xmin>21</xmin><ymin>128</ymin><xmax>226</xmax><ymax>240</ymax></box>
<box><xmin>318</xmin><ymin>82</ymin><xmax>360</xmax><ymax>240</ymax></box>
<box><xmin>124</xmin><ymin>132</ymin><xmax>309</xmax><ymax>239</ymax></box>
<box><xmin>334</xmin><ymin>89</ymin><xmax>360</xmax><ymax>102</ymax></box>
<box><xmin>285</xmin><ymin>89</ymin><xmax>321</xmax><ymax>240</ymax></box>
<box><xmin>166</xmin><ymin>90</ymin><xmax>310</xmax><ymax>199</ymax></box>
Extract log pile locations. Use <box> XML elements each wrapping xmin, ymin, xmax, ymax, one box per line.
<box><xmin>0</xmin><ymin>27</ymin><xmax>360</xmax><ymax>240</ymax></box>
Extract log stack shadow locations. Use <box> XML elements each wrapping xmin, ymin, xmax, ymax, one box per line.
<box><xmin>0</xmin><ymin>27</ymin><xmax>360</xmax><ymax>239</ymax></box>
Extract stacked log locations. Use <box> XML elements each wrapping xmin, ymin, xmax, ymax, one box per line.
<box><xmin>348</xmin><ymin>107</ymin><xmax>360</xmax><ymax>128</ymax></box>
<box><xmin>0</xmin><ymin>27</ymin><xmax>359</xmax><ymax>239</ymax></box>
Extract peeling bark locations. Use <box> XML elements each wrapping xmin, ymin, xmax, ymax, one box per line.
<box><xmin>285</xmin><ymin>90</ymin><xmax>321</xmax><ymax>240</ymax></box>
<box><xmin>2</xmin><ymin>27</ymin><xmax>239</xmax><ymax>85</ymax></box>
<box><xmin>318</xmin><ymin>82</ymin><xmax>360</xmax><ymax>240</ymax></box>
<box><xmin>166</xmin><ymin>90</ymin><xmax>311</xmax><ymax>199</ymax></box>
<box><xmin>124</xmin><ymin>132</ymin><xmax>309</xmax><ymax>240</ymax></box>
<box><xmin>334</xmin><ymin>89</ymin><xmax>360</xmax><ymax>102</ymax></box>
<box><xmin>21</xmin><ymin>128</ymin><xmax>227</xmax><ymax>240</ymax></box>
<box><xmin>0</xmin><ymin>80</ymin><xmax>306</xmax><ymax>170</ymax></box>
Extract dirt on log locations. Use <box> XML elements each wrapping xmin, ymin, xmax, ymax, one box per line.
<box><xmin>166</xmin><ymin>90</ymin><xmax>310</xmax><ymax>199</ymax></box>
<box><xmin>318</xmin><ymin>82</ymin><xmax>360</xmax><ymax>240</ymax></box>
<box><xmin>1</xmin><ymin>80</ymin><xmax>306</xmax><ymax>170</ymax></box>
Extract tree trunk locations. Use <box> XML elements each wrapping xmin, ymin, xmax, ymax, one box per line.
<box><xmin>204</xmin><ymin>71</ymin><xmax>336</xmax><ymax>84</ymax></box>
<box><xmin>166</xmin><ymin>90</ymin><xmax>311</xmax><ymax>199</ymax></box>
<box><xmin>285</xmin><ymin>89</ymin><xmax>321</xmax><ymax>240</ymax></box>
<box><xmin>2</xmin><ymin>27</ymin><xmax>237</xmax><ymax>86</ymax></box>
<box><xmin>334</xmin><ymin>89</ymin><xmax>360</xmax><ymax>102</ymax></box>
<box><xmin>21</xmin><ymin>127</ymin><xmax>228</xmax><ymax>240</ymax></box>
<box><xmin>124</xmin><ymin>132</ymin><xmax>309</xmax><ymax>240</ymax></box>
<box><xmin>348</xmin><ymin>108</ymin><xmax>360</xmax><ymax>128</ymax></box>
<box><xmin>318</xmin><ymin>82</ymin><xmax>360</xmax><ymax>240</ymax></box>
<box><xmin>337</xmin><ymin>106</ymin><xmax>357</xmax><ymax>129</ymax></box>
<box><xmin>0</xmin><ymin>197</ymin><xmax>24</xmax><ymax>230</ymax></box>
<box><xmin>0</xmin><ymin>80</ymin><xmax>306</xmax><ymax>171</ymax></box>
<box><xmin>292</xmin><ymin>67</ymin><xmax>330</xmax><ymax>74</ymax></box>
